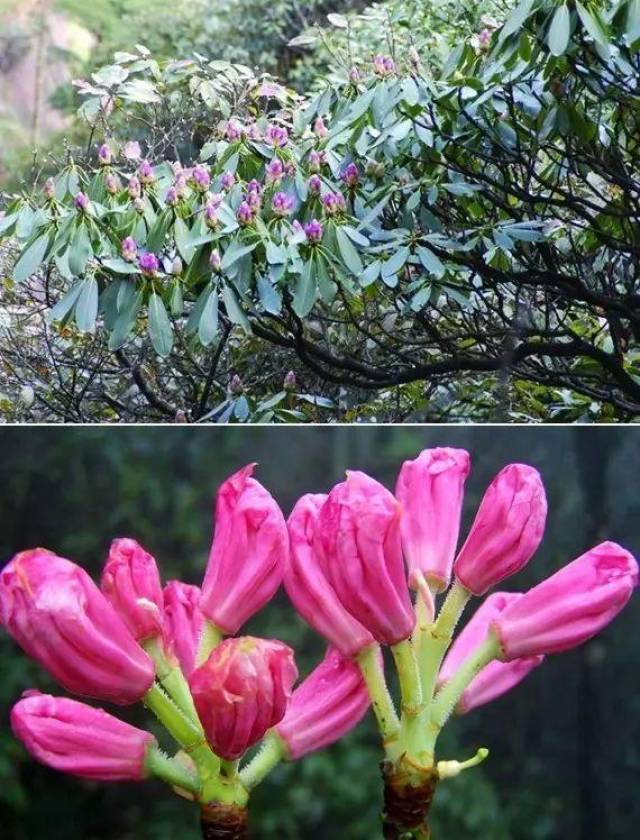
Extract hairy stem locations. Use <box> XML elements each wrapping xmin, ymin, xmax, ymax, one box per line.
<box><xmin>145</xmin><ymin>744</ymin><xmax>201</xmax><ymax>796</ymax></box>
<box><xmin>357</xmin><ymin>644</ymin><xmax>400</xmax><ymax>745</ymax></box>
<box><xmin>240</xmin><ymin>731</ymin><xmax>285</xmax><ymax>790</ymax></box>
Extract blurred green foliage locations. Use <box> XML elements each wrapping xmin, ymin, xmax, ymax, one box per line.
<box><xmin>0</xmin><ymin>427</ymin><xmax>638</xmax><ymax>838</ymax></box>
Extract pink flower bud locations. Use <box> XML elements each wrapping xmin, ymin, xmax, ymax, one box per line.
<box><xmin>11</xmin><ymin>693</ymin><xmax>155</xmax><ymax>781</ymax></box>
<box><xmin>285</xmin><ymin>494</ymin><xmax>374</xmax><ymax>657</ymax></box>
<box><xmin>200</xmin><ymin>465</ymin><xmax>288</xmax><ymax>635</ymax></box>
<box><xmin>0</xmin><ymin>549</ymin><xmax>154</xmax><ymax>704</ymax></box>
<box><xmin>276</xmin><ymin>647</ymin><xmax>370</xmax><ymax>759</ymax></box>
<box><xmin>190</xmin><ymin>637</ymin><xmax>297</xmax><ymax>759</ymax></box>
<box><xmin>315</xmin><ymin>472</ymin><xmax>415</xmax><ymax>646</ymax></box>
<box><xmin>395</xmin><ymin>448</ymin><xmax>470</xmax><ymax>591</ymax></box>
<box><xmin>163</xmin><ymin>581</ymin><xmax>204</xmax><ymax>677</ymax></box>
<box><xmin>454</xmin><ymin>464</ymin><xmax>547</xmax><ymax>596</ymax></box>
<box><xmin>438</xmin><ymin>593</ymin><xmax>543</xmax><ymax>714</ymax></box>
<box><xmin>492</xmin><ymin>542</ymin><xmax>638</xmax><ymax>659</ymax></box>
<box><xmin>100</xmin><ymin>538</ymin><xmax>164</xmax><ymax>643</ymax></box>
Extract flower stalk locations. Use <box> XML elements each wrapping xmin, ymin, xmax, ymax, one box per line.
<box><xmin>357</xmin><ymin>644</ymin><xmax>400</xmax><ymax>745</ymax></box>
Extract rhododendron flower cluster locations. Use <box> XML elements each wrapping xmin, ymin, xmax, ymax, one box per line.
<box><xmin>1</xmin><ymin>450</ymin><xmax>636</xmax><ymax>839</ymax></box>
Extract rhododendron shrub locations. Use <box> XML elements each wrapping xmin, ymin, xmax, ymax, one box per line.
<box><xmin>1</xmin><ymin>450</ymin><xmax>637</xmax><ymax>838</ymax></box>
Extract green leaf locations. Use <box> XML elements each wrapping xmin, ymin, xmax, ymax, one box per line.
<box><xmin>382</xmin><ymin>246</ymin><xmax>410</xmax><ymax>280</ymax></box>
<box><xmin>198</xmin><ymin>288</ymin><xmax>219</xmax><ymax>346</ymax></box>
<box><xmin>102</xmin><ymin>258</ymin><xmax>139</xmax><ymax>274</ymax></box>
<box><xmin>222</xmin><ymin>284</ymin><xmax>251</xmax><ymax>333</ymax></box>
<box><xmin>292</xmin><ymin>259</ymin><xmax>317</xmax><ymax>317</ymax></box>
<box><xmin>575</xmin><ymin>2</ymin><xmax>610</xmax><ymax>50</ymax></box>
<box><xmin>68</xmin><ymin>222</ymin><xmax>93</xmax><ymax>276</ymax></box>
<box><xmin>336</xmin><ymin>227</ymin><xmax>363</xmax><ymax>276</ymax></box>
<box><xmin>109</xmin><ymin>290</ymin><xmax>142</xmax><ymax>350</ymax></box>
<box><xmin>148</xmin><ymin>292</ymin><xmax>174</xmax><ymax>356</ymax></box>
<box><xmin>257</xmin><ymin>275</ymin><xmax>282</xmax><ymax>314</ymax></box>
<box><xmin>500</xmin><ymin>0</ymin><xmax>536</xmax><ymax>40</ymax></box>
<box><xmin>75</xmin><ymin>278</ymin><xmax>99</xmax><ymax>331</ymax></box>
<box><xmin>548</xmin><ymin>5</ymin><xmax>571</xmax><ymax>56</ymax></box>
<box><xmin>221</xmin><ymin>242</ymin><xmax>256</xmax><ymax>271</ymax></box>
<box><xmin>12</xmin><ymin>233</ymin><xmax>49</xmax><ymax>283</ymax></box>
<box><xmin>174</xmin><ymin>217</ymin><xmax>195</xmax><ymax>264</ymax></box>
<box><xmin>417</xmin><ymin>246</ymin><xmax>445</xmax><ymax>278</ymax></box>
<box><xmin>46</xmin><ymin>283</ymin><xmax>83</xmax><ymax>323</ymax></box>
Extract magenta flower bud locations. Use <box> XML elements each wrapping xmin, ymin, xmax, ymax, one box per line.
<box><xmin>271</xmin><ymin>191</ymin><xmax>294</xmax><ymax>217</ymax></box>
<box><xmin>245</xmin><ymin>189</ymin><xmax>262</xmax><ymax>210</ymax></box>
<box><xmin>276</xmin><ymin>647</ymin><xmax>370</xmax><ymax>759</ymax></box>
<box><xmin>283</xmin><ymin>370</ymin><xmax>296</xmax><ymax>391</ymax></box>
<box><xmin>165</xmin><ymin>186</ymin><xmax>179</xmax><ymax>206</ymax></box>
<box><xmin>98</xmin><ymin>144</ymin><xmax>112</xmax><ymax>165</ymax></box>
<box><xmin>200</xmin><ymin>464</ymin><xmax>288</xmax><ymax>635</ymax></box>
<box><xmin>192</xmin><ymin>165</ymin><xmax>211</xmax><ymax>192</ymax></box>
<box><xmin>341</xmin><ymin>163</ymin><xmax>359</xmax><ymax>188</ymax></box>
<box><xmin>229</xmin><ymin>374</ymin><xmax>243</xmax><ymax>395</ymax></box>
<box><xmin>348</xmin><ymin>66</ymin><xmax>361</xmax><ymax>83</ymax></box>
<box><xmin>190</xmin><ymin>637</ymin><xmax>297</xmax><ymax>760</ymax></box>
<box><xmin>373</xmin><ymin>54</ymin><xmax>395</xmax><ymax>76</ymax></box>
<box><xmin>163</xmin><ymin>581</ymin><xmax>204</xmax><ymax>677</ymax></box>
<box><xmin>138</xmin><ymin>160</ymin><xmax>155</xmax><ymax>186</ymax></box>
<box><xmin>174</xmin><ymin>174</ymin><xmax>188</xmax><ymax>199</ymax></box>
<box><xmin>308</xmin><ymin>150</ymin><xmax>323</xmax><ymax>173</ymax></box>
<box><xmin>265</xmin><ymin>123</ymin><xmax>289</xmax><ymax>148</ymax></box>
<box><xmin>133</xmin><ymin>197</ymin><xmax>145</xmax><ymax>214</ymax></box>
<box><xmin>43</xmin><ymin>177</ymin><xmax>56</xmax><ymax>199</ymax></box>
<box><xmin>220</xmin><ymin>171</ymin><xmax>236</xmax><ymax>191</ymax></box>
<box><xmin>438</xmin><ymin>593</ymin><xmax>543</xmax><ymax>714</ymax></box>
<box><xmin>266</xmin><ymin>159</ymin><xmax>284</xmax><ymax>184</ymax></box>
<box><xmin>454</xmin><ymin>464</ymin><xmax>547</xmax><ymax>596</ymax></box>
<box><xmin>74</xmin><ymin>192</ymin><xmax>90</xmax><ymax>213</ymax></box>
<box><xmin>304</xmin><ymin>219</ymin><xmax>323</xmax><ymax>244</ymax></box>
<box><xmin>322</xmin><ymin>191</ymin><xmax>346</xmax><ymax>216</ymax></box>
<box><xmin>11</xmin><ymin>693</ymin><xmax>155</xmax><ymax>781</ymax></box>
<box><xmin>128</xmin><ymin>176</ymin><xmax>141</xmax><ymax>199</ymax></box>
<box><xmin>204</xmin><ymin>202</ymin><xmax>219</xmax><ymax>229</ymax></box>
<box><xmin>121</xmin><ymin>236</ymin><xmax>137</xmax><ymax>263</ymax></box>
<box><xmin>308</xmin><ymin>174</ymin><xmax>322</xmax><ymax>193</ymax></box>
<box><xmin>209</xmin><ymin>249</ymin><xmax>222</xmax><ymax>272</ymax></box>
<box><xmin>313</xmin><ymin>116</ymin><xmax>329</xmax><ymax>138</ymax></box>
<box><xmin>100</xmin><ymin>538</ymin><xmax>164</xmax><ymax>643</ymax></box>
<box><xmin>123</xmin><ymin>141</ymin><xmax>142</xmax><ymax>161</ymax></box>
<box><xmin>208</xmin><ymin>191</ymin><xmax>224</xmax><ymax>208</ymax></box>
<box><xmin>246</xmin><ymin>122</ymin><xmax>263</xmax><ymax>141</ymax></box>
<box><xmin>247</xmin><ymin>179</ymin><xmax>263</xmax><ymax>196</ymax></box>
<box><xmin>0</xmin><ymin>549</ymin><xmax>154</xmax><ymax>704</ymax></box>
<box><xmin>105</xmin><ymin>173</ymin><xmax>121</xmax><ymax>195</ymax></box>
<box><xmin>395</xmin><ymin>448</ymin><xmax>471</xmax><ymax>591</ymax></box>
<box><xmin>138</xmin><ymin>252</ymin><xmax>159</xmax><ymax>277</ymax></box>
<box><xmin>492</xmin><ymin>542</ymin><xmax>638</xmax><ymax>660</ymax></box>
<box><xmin>285</xmin><ymin>494</ymin><xmax>374</xmax><ymax>657</ymax></box>
<box><xmin>236</xmin><ymin>201</ymin><xmax>254</xmax><ymax>226</ymax></box>
<box><xmin>316</xmin><ymin>472</ymin><xmax>415</xmax><ymax>646</ymax></box>
<box><xmin>226</xmin><ymin>118</ymin><xmax>243</xmax><ymax>141</ymax></box>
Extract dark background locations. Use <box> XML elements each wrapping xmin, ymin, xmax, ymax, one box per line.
<box><xmin>0</xmin><ymin>427</ymin><xmax>638</xmax><ymax>839</ymax></box>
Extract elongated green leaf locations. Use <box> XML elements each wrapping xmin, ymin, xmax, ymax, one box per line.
<box><xmin>46</xmin><ymin>283</ymin><xmax>83</xmax><ymax>323</ymax></box>
<box><xmin>12</xmin><ymin>233</ymin><xmax>49</xmax><ymax>283</ymax></box>
<box><xmin>221</xmin><ymin>284</ymin><xmax>251</xmax><ymax>333</ymax></box>
<box><xmin>500</xmin><ymin>0</ymin><xmax>536</xmax><ymax>40</ymax></box>
<box><xmin>576</xmin><ymin>2</ymin><xmax>609</xmax><ymax>50</ymax></box>
<box><xmin>75</xmin><ymin>278</ymin><xmax>99</xmax><ymax>331</ymax></box>
<box><xmin>292</xmin><ymin>259</ymin><xmax>317</xmax><ymax>317</ymax></box>
<box><xmin>198</xmin><ymin>288</ymin><xmax>219</xmax><ymax>346</ymax></box>
<box><xmin>336</xmin><ymin>226</ymin><xmax>363</xmax><ymax>276</ymax></box>
<box><xmin>148</xmin><ymin>292</ymin><xmax>174</xmax><ymax>356</ymax></box>
<box><xmin>417</xmin><ymin>246</ymin><xmax>445</xmax><ymax>278</ymax></box>
<box><xmin>221</xmin><ymin>242</ymin><xmax>256</xmax><ymax>271</ymax></box>
<box><xmin>548</xmin><ymin>4</ymin><xmax>571</xmax><ymax>56</ymax></box>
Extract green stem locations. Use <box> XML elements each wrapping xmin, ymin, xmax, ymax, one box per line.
<box><xmin>418</xmin><ymin>581</ymin><xmax>471</xmax><ymax>705</ymax></box>
<box><xmin>239</xmin><ymin>731</ymin><xmax>285</xmax><ymax>790</ymax></box>
<box><xmin>142</xmin><ymin>638</ymin><xmax>202</xmax><ymax>728</ymax></box>
<box><xmin>143</xmin><ymin>683</ymin><xmax>220</xmax><ymax>778</ymax></box>
<box><xmin>357</xmin><ymin>644</ymin><xmax>400</xmax><ymax>745</ymax></box>
<box><xmin>391</xmin><ymin>639</ymin><xmax>426</xmax><ymax>757</ymax></box>
<box><xmin>431</xmin><ymin>635</ymin><xmax>499</xmax><ymax>732</ymax></box>
<box><xmin>145</xmin><ymin>744</ymin><xmax>201</xmax><ymax>796</ymax></box>
<box><xmin>196</xmin><ymin>620</ymin><xmax>223</xmax><ymax>668</ymax></box>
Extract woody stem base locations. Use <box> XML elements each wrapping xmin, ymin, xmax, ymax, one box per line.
<box><xmin>200</xmin><ymin>802</ymin><xmax>248</xmax><ymax>840</ymax></box>
<box><xmin>381</xmin><ymin>760</ymin><xmax>438</xmax><ymax>839</ymax></box>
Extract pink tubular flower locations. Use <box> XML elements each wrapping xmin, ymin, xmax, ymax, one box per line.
<box><xmin>236</xmin><ymin>201</ymin><xmax>254</xmax><ymax>226</ymax></box>
<box><xmin>271</xmin><ymin>191</ymin><xmax>294</xmax><ymax>217</ymax></box>
<box><xmin>322</xmin><ymin>191</ymin><xmax>346</xmax><ymax>216</ymax></box>
<box><xmin>438</xmin><ymin>593</ymin><xmax>543</xmax><ymax>714</ymax></box>
<box><xmin>492</xmin><ymin>542</ymin><xmax>638</xmax><ymax>660</ymax></box>
<box><xmin>284</xmin><ymin>494</ymin><xmax>374</xmax><ymax>657</ymax></box>
<box><xmin>138</xmin><ymin>160</ymin><xmax>155</xmax><ymax>186</ymax></box>
<box><xmin>220</xmin><ymin>171</ymin><xmax>236</xmax><ymax>191</ymax></box>
<box><xmin>163</xmin><ymin>581</ymin><xmax>204</xmax><ymax>677</ymax></box>
<box><xmin>199</xmin><ymin>464</ymin><xmax>288</xmax><ymax>635</ymax></box>
<box><xmin>98</xmin><ymin>144</ymin><xmax>112</xmax><ymax>165</ymax></box>
<box><xmin>276</xmin><ymin>647</ymin><xmax>370</xmax><ymax>759</ymax></box>
<box><xmin>315</xmin><ymin>472</ymin><xmax>415</xmax><ymax>646</ymax></box>
<box><xmin>304</xmin><ymin>219</ymin><xmax>323</xmax><ymax>244</ymax></box>
<box><xmin>190</xmin><ymin>637</ymin><xmax>297</xmax><ymax>760</ymax></box>
<box><xmin>265</xmin><ymin>124</ymin><xmax>289</xmax><ymax>148</ymax></box>
<box><xmin>341</xmin><ymin>163</ymin><xmax>359</xmax><ymax>188</ymax></box>
<box><xmin>105</xmin><ymin>173</ymin><xmax>121</xmax><ymax>195</ymax></box>
<box><xmin>313</xmin><ymin>116</ymin><xmax>329</xmax><ymax>138</ymax></box>
<box><xmin>373</xmin><ymin>54</ymin><xmax>395</xmax><ymax>77</ymax></box>
<box><xmin>191</xmin><ymin>165</ymin><xmax>211</xmax><ymax>191</ymax></box>
<box><xmin>0</xmin><ymin>549</ymin><xmax>154</xmax><ymax>704</ymax></box>
<box><xmin>100</xmin><ymin>538</ymin><xmax>164</xmax><ymax>643</ymax></box>
<box><xmin>454</xmin><ymin>464</ymin><xmax>547</xmax><ymax>596</ymax></box>
<box><xmin>139</xmin><ymin>252</ymin><xmax>159</xmax><ymax>277</ymax></box>
<box><xmin>265</xmin><ymin>159</ymin><xmax>284</xmax><ymax>184</ymax></box>
<box><xmin>128</xmin><ymin>176</ymin><xmax>141</xmax><ymax>199</ymax></box>
<box><xmin>309</xmin><ymin>174</ymin><xmax>322</xmax><ymax>194</ymax></box>
<box><xmin>11</xmin><ymin>693</ymin><xmax>155</xmax><ymax>781</ymax></box>
<box><xmin>74</xmin><ymin>192</ymin><xmax>89</xmax><ymax>213</ymax></box>
<box><xmin>121</xmin><ymin>236</ymin><xmax>137</xmax><ymax>262</ymax></box>
<box><xmin>395</xmin><ymin>448</ymin><xmax>471</xmax><ymax>591</ymax></box>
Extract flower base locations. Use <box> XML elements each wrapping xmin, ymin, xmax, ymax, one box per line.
<box><xmin>200</xmin><ymin>803</ymin><xmax>249</xmax><ymax>840</ymax></box>
<box><xmin>381</xmin><ymin>760</ymin><xmax>438</xmax><ymax>839</ymax></box>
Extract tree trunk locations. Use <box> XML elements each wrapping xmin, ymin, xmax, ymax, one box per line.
<box><xmin>381</xmin><ymin>760</ymin><xmax>438</xmax><ymax>839</ymax></box>
<box><xmin>200</xmin><ymin>803</ymin><xmax>249</xmax><ymax>840</ymax></box>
